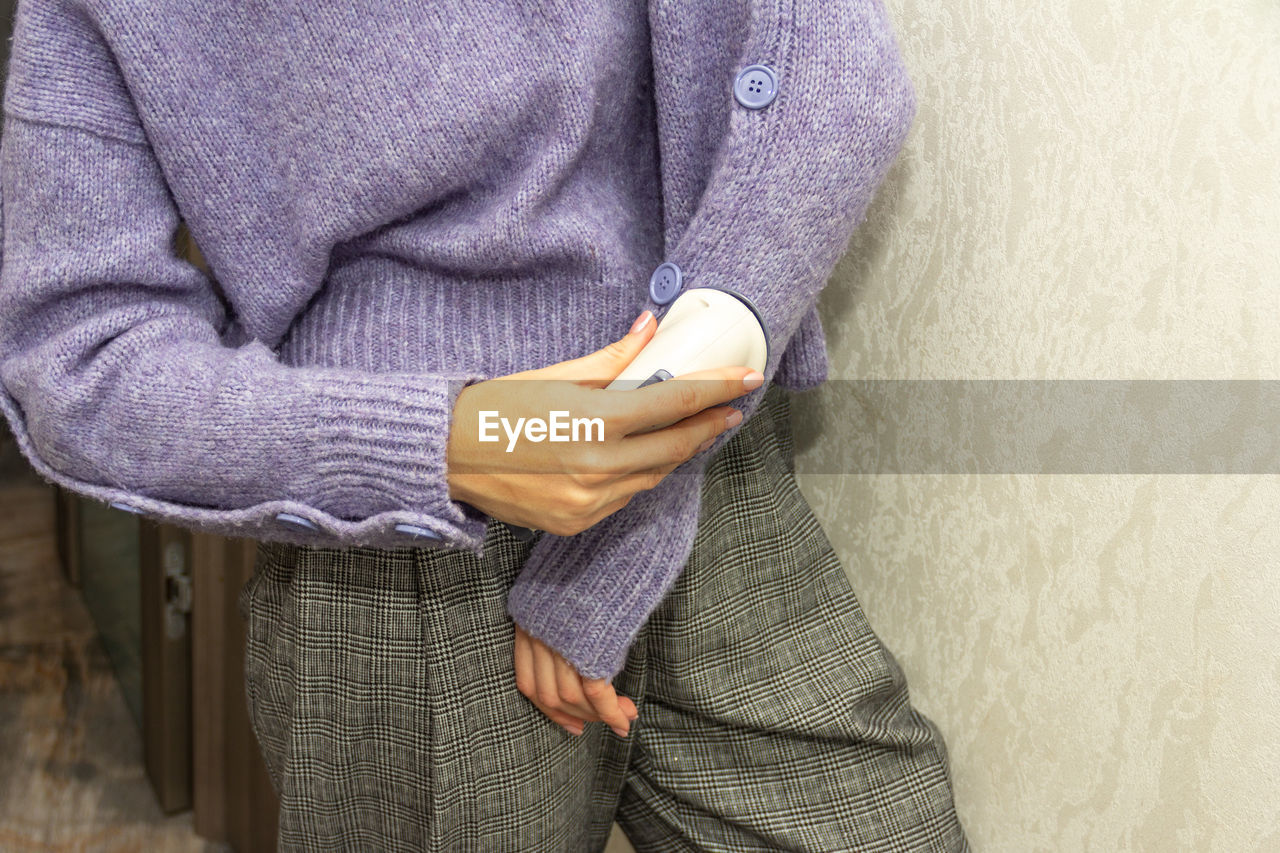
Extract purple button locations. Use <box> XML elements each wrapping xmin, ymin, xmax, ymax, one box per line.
<box><xmin>648</xmin><ymin>261</ymin><xmax>683</xmax><ymax>305</ymax></box>
<box><xmin>733</xmin><ymin>64</ymin><xmax>778</xmax><ymax>110</ymax></box>
<box><xmin>275</xmin><ymin>512</ymin><xmax>318</xmax><ymax>532</ymax></box>
<box><xmin>395</xmin><ymin>523</ymin><xmax>442</xmax><ymax>540</ymax></box>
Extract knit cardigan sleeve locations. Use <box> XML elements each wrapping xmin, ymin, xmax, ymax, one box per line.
<box><xmin>0</xmin><ymin>0</ymin><xmax>489</xmax><ymax>552</ymax></box>
<box><xmin>505</xmin><ymin>0</ymin><xmax>917</xmax><ymax>680</ymax></box>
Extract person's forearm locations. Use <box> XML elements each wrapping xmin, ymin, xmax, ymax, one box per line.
<box><xmin>505</xmin><ymin>0</ymin><xmax>917</xmax><ymax>682</ymax></box>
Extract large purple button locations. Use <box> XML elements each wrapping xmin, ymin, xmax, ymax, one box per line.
<box><xmin>733</xmin><ymin>64</ymin><xmax>778</xmax><ymax>110</ymax></box>
<box><xmin>648</xmin><ymin>261</ymin><xmax>683</xmax><ymax>305</ymax></box>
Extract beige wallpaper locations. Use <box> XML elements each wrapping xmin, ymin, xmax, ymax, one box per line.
<box><xmin>793</xmin><ymin>1</ymin><xmax>1280</xmax><ymax>850</ymax></box>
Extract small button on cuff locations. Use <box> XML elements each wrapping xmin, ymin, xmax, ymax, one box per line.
<box><xmin>395</xmin><ymin>523</ymin><xmax>442</xmax><ymax>540</ymax></box>
<box><xmin>110</xmin><ymin>501</ymin><xmax>146</xmax><ymax>515</ymax></box>
<box><xmin>648</xmin><ymin>261</ymin><xmax>683</xmax><ymax>305</ymax></box>
<box><xmin>275</xmin><ymin>512</ymin><xmax>318</xmax><ymax>532</ymax></box>
<box><xmin>733</xmin><ymin>64</ymin><xmax>778</xmax><ymax>110</ymax></box>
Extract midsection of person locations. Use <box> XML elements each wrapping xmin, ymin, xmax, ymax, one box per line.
<box><xmin>91</xmin><ymin>0</ymin><xmax>664</xmax><ymax>374</ymax></box>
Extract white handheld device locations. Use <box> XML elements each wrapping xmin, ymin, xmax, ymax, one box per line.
<box><xmin>606</xmin><ymin>288</ymin><xmax>768</xmax><ymax>391</ymax></box>
<box><xmin>504</xmin><ymin>288</ymin><xmax>768</xmax><ymax>542</ymax></box>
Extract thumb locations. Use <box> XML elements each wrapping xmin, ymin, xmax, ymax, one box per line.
<box><xmin>539</xmin><ymin>310</ymin><xmax>655</xmax><ymax>386</ymax></box>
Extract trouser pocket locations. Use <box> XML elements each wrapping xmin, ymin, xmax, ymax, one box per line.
<box><xmin>263</xmin><ymin>544</ymin><xmax>435</xmax><ymax>849</ymax></box>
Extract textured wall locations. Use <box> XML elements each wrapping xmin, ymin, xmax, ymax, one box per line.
<box><xmin>793</xmin><ymin>2</ymin><xmax>1280</xmax><ymax>850</ymax></box>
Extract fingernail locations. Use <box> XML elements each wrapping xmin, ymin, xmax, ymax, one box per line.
<box><xmin>696</xmin><ymin>438</ymin><xmax>714</xmax><ymax>453</ymax></box>
<box><xmin>611</xmin><ymin>724</ymin><xmax>628</xmax><ymax>738</ymax></box>
<box><xmin>743</xmin><ymin>371</ymin><xmax>764</xmax><ymax>390</ymax></box>
<box><xmin>565</xmin><ymin>722</ymin><xmax>584</xmax><ymax>736</ymax></box>
<box><xmin>629</xmin><ymin>311</ymin><xmax>653</xmax><ymax>335</ymax></box>
<box><xmin>725</xmin><ymin>409</ymin><xmax>743</xmax><ymax>429</ymax></box>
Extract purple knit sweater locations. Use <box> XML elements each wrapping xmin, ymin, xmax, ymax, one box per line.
<box><xmin>0</xmin><ymin>0</ymin><xmax>915</xmax><ymax>679</ymax></box>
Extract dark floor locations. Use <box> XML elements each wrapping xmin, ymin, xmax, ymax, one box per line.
<box><xmin>0</xmin><ymin>425</ymin><xmax>226</xmax><ymax>851</ymax></box>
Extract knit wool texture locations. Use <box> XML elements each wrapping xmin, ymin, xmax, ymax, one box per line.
<box><xmin>0</xmin><ymin>0</ymin><xmax>916</xmax><ymax>680</ymax></box>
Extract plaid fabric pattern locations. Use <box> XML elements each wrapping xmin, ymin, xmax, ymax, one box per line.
<box><xmin>241</xmin><ymin>385</ymin><xmax>968</xmax><ymax>851</ymax></box>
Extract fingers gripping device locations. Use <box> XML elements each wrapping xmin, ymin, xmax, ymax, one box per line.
<box><xmin>606</xmin><ymin>288</ymin><xmax>769</xmax><ymax>391</ymax></box>
<box><xmin>507</xmin><ymin>288</ymin><xmax>769</xmax><ymax>541</ymax></box>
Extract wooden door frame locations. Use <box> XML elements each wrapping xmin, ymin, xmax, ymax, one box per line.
<box><xmin>190</xmin><ymin>532</ymin><xmax>280</xmax><ymax>851</ymax></box>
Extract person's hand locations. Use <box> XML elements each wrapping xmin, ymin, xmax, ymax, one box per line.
<box><xmin>446</xmin><ymin>310</ymin><xmax>762</xmax><ymax>536</ymax></box>
<box><xmin>513</xmin><ymin>622</ymin><xmax>639</xmax><ymax>738</ymax></box>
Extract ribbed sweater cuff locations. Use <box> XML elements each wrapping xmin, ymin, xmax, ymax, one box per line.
<box><xmin>504</xmin><ymin>381</ymin><xmax>780</xmax><ymax>681</ymax></box>
<box><xmin>294</xmin><ymin>369</ymin><xmax>490</xmax><ymax>544</ymax></box>
<box><xmin>504</xmin><ymin>460</ymin><xmax>709</xmax><ymax>681</ymax></box>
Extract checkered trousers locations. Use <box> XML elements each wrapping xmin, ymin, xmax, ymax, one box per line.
<box><xmin>240</xmin><ymin>383</ymin><xmax>969</xmax><ymax>851</ymax></box>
